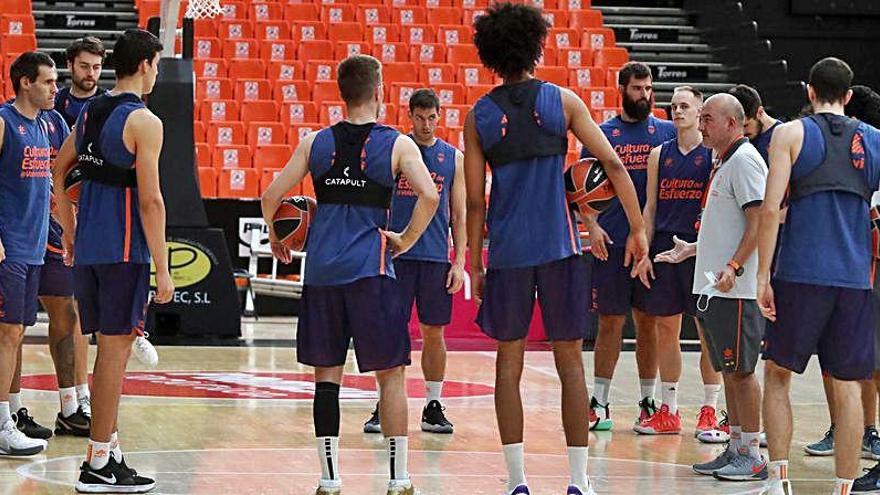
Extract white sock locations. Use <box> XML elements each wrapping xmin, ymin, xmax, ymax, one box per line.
<box><xmin>316</xmin><ymin>436</ymin><xmax>341</xmax><ymax>487</ymax></box>
<box><xmin>503</xmin><ymin>442</ymin><xmax>527</xmax><ymax>492</ymax></box>
<box><xmin>425</xmin><ymin>381</ymin><xmax>442</xmax><ymax>404</ymax></box>
<box><xmin>76</xmin><ymin>384</ymin><xmax>90</xmax><ymax>401</ymax></box>
<box><xmin>87</xmin><ymin>439</ymin><xmax>112</xmax><ymax>470</ymax></box>
<box><xmin>834</xmin><ymin>478</ymin><xmax>854</xmax><ymax>495</ymax></box>
<box><xmin>0</xmin><ymin>402</ymin><xmax>10</xmax><ymax>422</ymax></box>
<box><xmin>593</xmin><ymin>377</ymin><xmax>611</xmax><ymax>405</ymax></box>
<box><xmin>639</xmin><ymin>378</ymin><xmax>656</xmax><ymax>401</ymax></box>
<box><xmin>729</xmin><ymin>425</ymin><xmax>742</xmax><ymax>453</ymax></box>
<box><xmin>387</xmin><ymin>436</ymin><xmax>409</xmax><ymax>484</ymax></box>
<box><xmin>741</xmin><ymin>431</ymin><xmax>761</xmax><ymax>458</ymax></box>
<box><xmin>109</xmin><ymin>431</ymin><xmax>123</xmax><ymax>462</ymax></box>
<box><xmin>703</xmin><ymin>384</ymin><xmax>721</xmax><ymax>409</ymax></box>
<box><xmin>9</xmin><ymin>393</ymin><xmax>22</xmax><ymax>412</ymax></box>
<box><xmin>660</xmin><ymin>382</ymin><xmax>678</xmax><ymax>413</ymax></box>
<box><xmin>60</xmin><ymin>387</ymin><xmax>78</xmax><ymax>417</ymax></box>
<box><xmin>768</xmin><ymin>460</ymin><xmax>789</xmax><ymax>481</ymax></box>
<box><xmin>567</xmin><ymin>446</ymin><xmax>589</xmax><ymax>490</ymax></box>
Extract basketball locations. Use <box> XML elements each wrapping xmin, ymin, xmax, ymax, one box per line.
<box><xmin>64</xmin><ymin>165</ymin><xmax>84</xmax><ymax>205</ymax></box>
<box><xmin>872</xmin><ymin>205</ymin><xmax>880</xmax><ymax>259</ymax></box>
<box><xmin>564</xmin><ymin>157</ymin><xmax>616</xmax><ymax>216</ymax></box>
<box><xmin>272</xmin><ymin>195</ymin><xmax>317</xmax><ymax>251</ymax></box>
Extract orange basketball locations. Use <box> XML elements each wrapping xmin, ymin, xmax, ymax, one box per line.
<box><xmin>272</xmin><ymin>196</ymin><xmax>317</xmax><ymax>251</ymax></box>
<box><xmin>871</xmin><ymin>205</ymin><xmax>880</xmax><ymax>259</ymax></box>
<box><xmin>64</xmin><ymin>166</ymin><xmax>84</xmax><ymax>205</ymax></box>
<box><xmin>564</xmin><ymin>157</ymin><xmax>616</xmax><ymax>216</ymax></box>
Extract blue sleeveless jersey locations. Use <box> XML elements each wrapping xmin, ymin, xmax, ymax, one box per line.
<box><xmin>654</xmin><ymin>139</ymin><xmax>712</xmax><ymax>238</ymax></box>
<box><xmin>73</xmin><ymin>99</ymin><xmax>151</xmax><ymax>265</ymax></box>
<box><xmin>582</xmin><ymin>115</ymin><xmax>676</xmax><ymax>245</ymax></box>
<box><xmin>0</xmin><ymin>104</ymin><xmax>51</xmax><ymax>265</ymax></box>
<box><xmin>751</xmin><ymin>120</ymin><xmax>781</xmax><ymax>165</ymax></box>
<box><xmin>775</xmin><ymin>117</ymin><xmax>880</xmax><ymax>289</ymax></box>
<box><xmin>474</xmin><ymin>81</ymin><xmax>580</xmax><ymax>269</ymax></box>
<box><xmin>304</xmin><ymin>124</ymin><xmax>400</xmax><ymax>286</ymax></box>
<box><xmin>54</xmin><ymin>87</ymin><xmax>109</xmax><ymax>129</ymax></box>
<box><xmin>390</xmin><ymin>137</ymin><xmax>456</xmax><ymax>263</ymax></box>
<box><xmin>41</xmin><ymin>109</ymin><xmax>71</xmax><ymax>259</ymax></box>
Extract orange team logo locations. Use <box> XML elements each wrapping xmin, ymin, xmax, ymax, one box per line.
<box><xmin>723</xmin><ymin>348</ymin><xmax>734</xmax><ymax>360</ymax></box>
<box><xmin>664</xmin><ymin>157</ymin><xmax>674</xmax><ymax>167</ymax></box>
<box><xmin>612</xmin><ymin>128</ymin><xmax>621</xmax><ymax>137</ymax></box>
<box><xmin>437</xmin><ymin>152</ymin><xmax>445</xmax><ymax>163</ymax></box>
<box><xmin>694</xmin><ymin>154</ymin><xmax>705</xmax><ymax>167</ymax></box>
<box><xmin>852</xmin><ymin>132</ymin><xmax>866</xmax><ymax>170</ymax></box>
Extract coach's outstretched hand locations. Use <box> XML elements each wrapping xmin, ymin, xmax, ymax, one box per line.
<box><xmin>654</xmin><ymin>235</ymin><xmax>696</xmax><ymax>264</ymax></box>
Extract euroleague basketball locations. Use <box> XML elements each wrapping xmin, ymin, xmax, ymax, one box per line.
<box><xmin>564</xmin><ymin>157</ymin><xmax>616</xmax><ymax>216</ymax></box>
<box><xmin>272</xmin><ymin>196</ymin><xmax>317</xmax><ymax>251</ymax></box>
<box><xmin>64</xmin><ymin>166</ymin><xmax>84</xmax><ymax>205</ymax></box>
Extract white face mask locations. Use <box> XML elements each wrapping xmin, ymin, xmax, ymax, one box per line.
<box><xmin>696</xmin><ymin>271</ymin><xmax>723</xmax><ymax>312</ymax></box>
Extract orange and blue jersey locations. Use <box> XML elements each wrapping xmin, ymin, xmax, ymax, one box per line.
<box><xmin>54</xmin><ymin>87</ymin><xmax>109</xmax><ymax>129</ymax></box>
<box><xmin>0</xmin><ymin>104</ymin><xmax>51</xmax><ymax>265</ymax></box>
<box><xmin>304</xmin><ymin>123</ymin><xmax>399</xmax><ymax>286</ymax></box>
<box><xmin>473</xmin><ymin>80</ymin><xmax>580</xmax><ymax>269</ymax></box>
<box><xmin>73</xmin><ymin>97</ymin><xmax>150</xmax><ymax>265</ymax></box>
<box><xmin>582</xmin><ymin>115</ymin><xmax>676</xmax><ymax>245</ymax></box>
<box><xmin>776</xmin><ymin>116</ymin><xmax>880</xmax><ymax>289</ymax></box>
<box><xmin>41</xmin><ymin>109</ymin><xmax>70</xmax><ymax>259</ymax></box>
<box><xmin>390</xmin><ymin>137</ymin><xmax>456</xmax><ymax>263</ymax></box>
<box><xmin>654</xmin><ymin>138</ymin><xmax>712</xmax><ymax>238</ymax></box>
<box><xmin>752</xmin><ymin>120</ymin><xmax>781</xmax><ymax>165</ymax></box>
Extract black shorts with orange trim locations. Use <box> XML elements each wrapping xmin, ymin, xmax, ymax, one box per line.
<box><xmin>696</xmin><ymin>297</ymin><xmax>763</xmax><ymax>374</ymax></box>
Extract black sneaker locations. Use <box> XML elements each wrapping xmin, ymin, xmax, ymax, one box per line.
<box><xmin>55</xmin><ymin>406</ymin><xmax>91</xmax><ymax>437</ymax></box>
<box><xmin>76</xmin><ymin>453</ymin><xmax>155</xmax><ymax>493</ymax></box>
<box><xmin>14</xmin><ymin>408</ymin><xmax>53</xmax><ymax>439</ymax></box>
<box><xmin>420</xmin><ymin>400</ymin><xmax>453</xmax><ymax>434</ymax></box>
<box><xmin>854</xmin><ymin>461</ymin><xmax>880</xmax><ymax>493</ymax></box>
<box><xmin>363</xmin><ymin>404</ymin><xmax>381</xmax><ymax>434</ymax></box>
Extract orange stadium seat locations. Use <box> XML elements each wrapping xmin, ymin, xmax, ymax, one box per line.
<box><xmin>594</xmin><ymin>47</ymin><xmax>629</xmax><ymax>67</ymax></box>
<box><xmin>295</xmin><ymin>40</ymin><xmax>334</xmax><ymax>63</ymax></box>
<box><xmin>543</xmin><ymin>10</ymin><xmax>570</xmax><ymax>28</ymax></box>
<box><xmin>446</xmin><ymin>126</ymin><xmax>464</xmax><ymax>149</ymax></box>
<box><xmin>241</xmin><ymin>100</ymin><xmax>279</xmax><ymax>126</ymax></box>
<box><xmin>320</xmin><ymin>102</ymin><xmax>347</xmax><ymax>125</ymax></box>
<box><xmin>419</xmin><ymin>63</ymin><xmax>456</xmax><ymax>84</ymax></box>
<box><xmin>607</xmin><ymin>67</ymin><xmax>621</xmax><ymax>88</ymax></box>
<box><xmin>284</xmin><ymin>4</ymin><xmax>318</xmax><ymax>22</ymax></box>
<box><xmin>446</xmin><ymin>45</ymin><xmax>479</xmax><ymax>65</ymax></box>
<box><xmin>218</xmin><ymin>168</ymin><xmax>259</xmax><ymax>198</ymax></box>
<box><xmin>548</xmin><ymin>28</ymin><xmax>579</xmax><ymax>48</ymax></box>
<box><xmin>193</xmin><ymin>121</ymin><xmax>206</xmax><ymax>143</ymax></box>
<box><xmin>194</xmin><ymin>58</ymin><xmax>227</xmax><ymax>78</ymax></box>
<box><xmin>335</xmin><ymin>41</ymin><xmax>372</xmax><ymax>59</ymax></box>
<box><xmin>0</xmin><ymin>0</ymin><xmax>32</xmax><ymax>15</ymax></box>
<box><xmin>438</xmin><ymin>25</ymin><xmax>472</xmax><ymax>46</ymax></box>
<box><xmin>267</xmin><ymin>61</ymin><xmax>303</xmax><ymax>81</ymax></box>
<box><xmin>462</xmin><ymin>9</ymin><xmax>487</xmax><ymax>26</ymax></box>
<box><xmin>255</xmin><ymin>21</ymin><xmax>291</xmax><ymax>41</ymax></box>
<box><xmin>253</xmin><ymin>145</ymin><xmax>292</xmax><ymax>171</ymax></box>
<box><xmin>234</xmin><ymin>79</ymin><xmax>271</xmax><ymax>101</ymax></box>
<box><xmin>261</xmin><ymin>41</ymin><xmax>297</xmax><ymax>63</ymax></box>
<box><xmin>292</xmin><ymin>22</ymin><xmax>327</xmax><ymax>43</ymax></box>
<box><xmin>558</xmin><ymin>48</ymin><xmax>594</xmax><ymax>68</ymax></box>
<box><xmin>219</xmin><ymin>1</ymin><xmax>246</xmax><ymax>20</ymax></box>
<box><xmin>432</xmin><ymin>83</ymin><xmax>466</xmax><ymax>105</ymax></box>
<box><xmin>466</xmin><ymin>84</ymin><xmax>494</xmax><ymax>104</ymax></box>
<box><xmin>212</xmin><ymin>145</ymin><xmax>253</xmax><ymax>170</ymax></box>
<box><xmin>569</xmin><ymin>10</ymin><xmax>603</xmax><ymax>30</ymax></box>
<box><xmin>653</xmin><ymin>108</ymin><xmax>669</xmax><ymax>120</ymax></box>
<box><xmin>384</xmin><ymin>62</ymin><xmax>418</xmax><ymax>83</ymax></box>
<box><xmin>595</xmin><ymin>107</ymin><xmax>620</xmax><ymax>123</ymax></box>
<box><xmin>426</xmin><ymin>0</ymin><xmax>454</xmax><ymax>6</ymax></box>
<box><xmin>379</xmin><ymin>103</ymin><xmax>398</xmax><ymax>125</ymax></box>
<box><xmin>196</xmin><ymin>78</ymin><xmax>232</xmax><ymax>100</ymax></box>
<box><xmin>288</xmin><ymin>124</ymin><xmax>321</xmax><ymax>148</ymax></box>
<box><xmin>1</xmin><ymin>35</ymin><xmax>36</xmax><ymax>54</ymax></box>
<box><xmin>373</xmin><ymin>42</ymin><xmax>409</xmax><ymax>63</ymax></box>
<box><xmin>207</xmin><ymin>121</ymin><xmax>246</xmax><ymax>146</ymax></box>
<box><xmin>193</xmin><ymin>19</ymin><xmax>217</xmax><ymax>38</ymax></box>
<box><xmin>454</xmin><ymin>0</ymin><xmax>488</xmax><ymax>7</ymax></box>
<box><xmin>410</xmin><ymin>43</ymin><xmax>445</xmax><ymax>64</ymax></box>
<box><xmin>312</xmin><ymin>81</ymin><xmax>341</xmax><ymax>105</ymax></box>
<box><xmin>582</xmin><ymin>28</ymin><xmax>616</xmax><ymax>50</ymax></box>
<box><xmin>569</xmin><ymin>67</ymin><xmax>606</xmax><ymax>88</ymax></box>
<box><xmin>199</xmin><ymin>99</ymin><xmax>239</xmax><ymax>123</ymax></box>
<box><xmin>197</xmin><ymin>167</ymin><xmax>217</xmax><ymax>197</ymax></box>
<box><xmin>440</xmin><ymin>105</ymin><xmax>468</xmax><ymax>128</ymax></box>
<box><xmin>281</xmin><ymin>102</ymin><xmax>319</xmax><ymax>126</ymax></box>
<box><xmin>249</xmin><ymin>2</ymin><xmax>283</xmax><ymax>22</ymax></box>
<box><xmin>273</xmin><ymin>80</ymin><xmax>311</xmax><ymax>103</ymax></box>
<box><xmin>247</xmin><ymin>122</ymin><xmax>286</xmax><ymax>147</ymax></box>
<box><xmin>305</xmin><ymin>60</ymin><xmax>338</xmax><ymax>83</ymax></box>
<box><xmin>539</xmin><ymin>46</ymin><xmax>558</xmax><ymax>67</ymax></box>
<box><xmin>321</xmin><ymin>4</ymin><xmax>356</xmax><ymax>23</ymax></box>
<box><xmin>401</xmin><ymin>24</ymin><xmax>435</xmax><ymax>44</ymax></box>
<box><xmin>195</xmin><ymin>143</ymin><xmax>211</xmax><ymax>168</ymax></box>
<box><xmin>228</xmin><ymin>59</ymin><xmax>265</xmax><ymax>79</ymax></box>
<box><xmin>392</xmin><ymin>6</ymin><xmax>427</xmax><ymax>25</ymax></box>
<box><xmin>357</xmin><ymin>5</ymin><xmax>391</xmax><ymax>25</ymax></box>
<box><xmin>222</xmin><ymin>39</ymin><xmax>259</xmax><ymax>59</ymax></box>
<box><xmin>527</xmin><ymin>0</ymin><xmax>558</xmax><ymax>8</ymax></box>
<box><xmin>218</xmin><ymin>20</ymin><xmax>254</xmax><ymax>40</ymax></box>
<box><xmin>365</xmin><ymin>24</ymin><xmax>400</xmax><ymax>44</ymax></box>
<box><xmin>427</xmin><ymin>7</ymin><xmax>460</xmax><ymax>25</ymax></box>
<box><xmin>390</xmin><ymin>83</ymin><xmax>420</xmax><ymax>106</ymax></box>
<box><xmin>535</xmin><ymin>66</ymin><xmax>568</xmax><ymax>87</ymax></box>
<box><xmin>194</xmin><ymin>38</ymin><xmax>221</xmax><ymax>58</ymax></box>
<box><xmin>582</xmin><ymin>87</ymin><xmax>619</xmax><ymax>109</ymax></box>
<box><xmin>457</xmin><ymin>64</ymin><xmax>494</xmax><ymax>86</ymax></box>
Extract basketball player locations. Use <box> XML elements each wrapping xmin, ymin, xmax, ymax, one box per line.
<box><xmin>655</xmin><ymin>94</ymin><xmax>768</xmax><ymax>480</ymax></box>
<box><xmin>633</xmin><ymin>86</ymin><xmax>713</xmax><ymax>436</ymax></box>
<box><xmin>758</xmin><ymin>57</ymin><xmax>880</xmax><ymax>495</ymax></box>
<box><xmin>582</xmin><ymin>62</ymin><xmax>676</xmax><ymax>431</ymax></box>
<box><xmin>53</xmin><ymin>29</ymin><xmax>172</xmax><ymax>493</ymax></box>
<box><xmin>465</xmin><ymin>5</ymin><xmax>647</xmax><ymax>494</ymax></box>
<box><xmin>0</xmin><ymin>52</ymin><xmax>56</xmax><ymax>456</ymax></box>
<box><xmin>728</xmin><ymin>84</ymin><xmax>781</xmax><ymax>163</ymax></box>
<box><xmin>54</xmin><ymin>36</ymin><xmax>108</xmax><ymax>128</ymax></box>
<box><xmin>262</xmin><ymin>55</ymin><xmax>438</xmax><ymax>495</ymax></box>
<box><xmin>363</xmin><ymin>88</ymin><xmax>463</xmax><ymax>435</ymax></box>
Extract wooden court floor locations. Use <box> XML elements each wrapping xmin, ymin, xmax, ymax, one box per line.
<box><xmin>0</xmin><ymin>336</ymin><xmax>848</xmax><ymax>494</ymax></box>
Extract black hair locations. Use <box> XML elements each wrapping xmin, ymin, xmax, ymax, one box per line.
<box><xmin>845</xmin><ymin>85</ymin><xmax>880</xmax><ymax>129</ymax></box>
<box><xmin>728</xmin><ymin>84</ymin><xmax>762</xmax><ymax>119</ymax></box>
<box><xmin>808</xmin><ymin>57</ymin><xmax>853</xmax><ymax>105</ymax></box>
<box><xmin>113</xmin><ymin>29</ymin><xmax>163</xmax><ymax>78</ymax></box>
<box><xmin>9</xmin><ymin>51</ymin><xmax>55</xmax><ymax>94</ymax></box>
<box><xmin>618</xmin><ymin>61</ymin><xmax>651</xmax><ymax>87</ymax></box>
<box><xmin>66</xmin><ymin>36</ymin><xmax>106</xmax><ymax>64</ymax></box>
<box><xmin>473</xmin><ymin>2</ymin><xmax>549</xmax><ymax>80</ymax></box>
<box><xmin>409</xmin><ymin>88</ymin><xmax>440</xmax><ymax>112</ymax></box>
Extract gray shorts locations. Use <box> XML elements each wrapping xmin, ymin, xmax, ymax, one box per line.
<box><xmin>696</xmin><ymin>297</ymin><xmax>763</xmax><ymax>374</ymax></box>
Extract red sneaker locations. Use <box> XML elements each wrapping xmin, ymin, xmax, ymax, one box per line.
<box><xmin>695</xmin><ymin>405</ymin><xmax>719</xmax><ymax>436</ymax></box>
<box><xmin>633</xmin><ymin>404</ymin><xmax>681</xmax><ymax>435</ymax></box>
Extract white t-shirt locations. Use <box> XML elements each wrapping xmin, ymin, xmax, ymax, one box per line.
<box><xmin>693</xmin><ymin>141</ymin><xmax>768</xmax><ymax>299</ymax></box>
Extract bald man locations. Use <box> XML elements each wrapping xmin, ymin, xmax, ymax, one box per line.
<box><xmin>656</xmin><ymin>94</ymin><xmax>768</xmax><ymax>480</ymax></box>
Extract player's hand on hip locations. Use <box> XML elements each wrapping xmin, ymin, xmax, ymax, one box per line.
<box><xmin>588</xmin><ymin>222</ymin><xmax>612</xmax><ymax>261</ymax></box>
<box><xmin>153</xmin><ymin>270</ymin><xmax>175</xmax><ymax>304</ymax></box>
<box><xmin>653</xmin><ymin>235</ymin><xmax>691</xmax><ymax>264</ymax></box>
<box><xmin>380</xmin><ymin>230</ymin><xmax>414</xmax><ymax>258</ymax></box>
<box><xmin>757</xmin><ymin>280</ymin><xmax>776</xmax><ymax>321</ymax></box>
<box><xmin>624</xmin><ymin>228</ymin><xmax>648</xmax><ymax>268</ymax></box>
<box><xmin>446</xmin><ymin>263</ymin><xmax>465</xmax><ymax>294</ymax></box>
<box><xmin>714</xmin><ymin>266</ymin><xmax>736</xmax><ymax>293</ymax></box>
<box><xmin>634</xmin><ymin>257</ymin><xmax>655</xmax><ymax>289</ymax></box>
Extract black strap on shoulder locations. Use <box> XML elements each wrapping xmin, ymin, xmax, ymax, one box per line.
<box><xmin>483</xmin><ymin>79</ymin><xmax>568</xmax><ymax>168</ymax></box>
<box><xmin>314</xmin><ymin>122</ymin><xmax>394</xmax><ymax>209</ymax></box>
<box><xmin>76</xmin><ymin>93</ymin><xmax>142</xmax><ymax>189</ymax></box>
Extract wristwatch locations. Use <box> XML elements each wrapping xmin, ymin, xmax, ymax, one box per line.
<box><xmin>727</xmin><ymin>260</ymin><xmax>744</xmax><ymax>277</ymax></box>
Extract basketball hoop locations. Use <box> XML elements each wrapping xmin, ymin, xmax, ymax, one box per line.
<box><xmin>184</xmin><ymin>0</ymin><xmax>223</xmax><ymax>19</ymax></box>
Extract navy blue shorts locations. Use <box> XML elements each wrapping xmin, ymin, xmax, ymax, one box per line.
<box><xmin>297</xmin><ymin>276</ymin><xmax>411</xmax><ymax>373</ymax></box>
<box><xmin>763</xmin><ymin>279</ymin><xmax>875</xmax><ymax>381</ymax></box>
<box><xmin>634</xmin><ymin>232</ymin><xmax>697</xmax><ymax>317</ymax></box>
<box><xmin>395</xmin><ymin>259</ymin><xmax>452</xmax><ymax>326</ymax></box>
<box><xmin>591</xmin><ymin>248</ymin><xmax>636</xmax><ymax>316</ymax></box>
<box><xmin>477</xmin><ymin>255</ymin><xmax>590</xmax><ymax>342</ymax></box>
<box><xmin>38</xmin><ymin>255</ymin><xmax>74</xmax><ymax>298</ymax></box>
<box><xmin>0</xmin><ymin>261</ymin><xmax>41</xmax><ymax>326</ymax></box>
<box><xmin>74</xmin><ymin>263</ymin><xmax>150</xmax><ymax>336</ymax></box>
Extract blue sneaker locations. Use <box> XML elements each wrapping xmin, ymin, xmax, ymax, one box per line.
<box><xmin>804</xmin><ymin>425</ymin><xmax>834</xmax><ymax>456</ymax></box>
<box><xmin>863</xmin><ymin>427</ymin><xmax>880</xmax><ymax>460</ymax></box>
<box><xmin>508</xmin><ymin>485</ymin><xmax>530</xmax><ymax>495</ymax></box>
<box><xmin>567</xmin><ymin>482</ymin><xmax>597</xmax><ymax>495</ymax></box>
<box><xmin>853</xmin><ymin>462</ymin><xmax>880</xmax><ymax>493</ymax></box>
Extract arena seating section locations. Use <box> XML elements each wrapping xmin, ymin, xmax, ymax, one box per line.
<box><xmin>0</xmin><ymin>0</ymin><xmax>38</xmax><ymax>101</ymax></box>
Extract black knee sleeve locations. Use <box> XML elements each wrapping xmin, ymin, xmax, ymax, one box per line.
<box><xmin>314</xmin><ymin>382</ymin><xmax>340</xmax><ymax>437</ymax></box>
